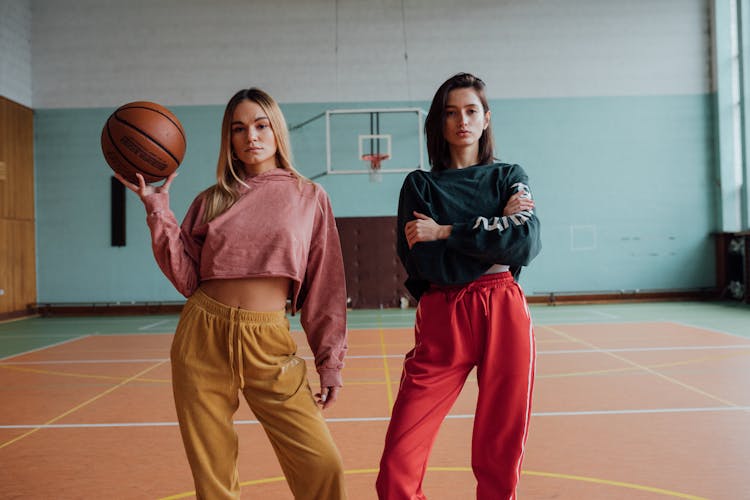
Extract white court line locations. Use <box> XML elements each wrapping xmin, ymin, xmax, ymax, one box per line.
<box><xmin>538</xmin><ymin>344</ymin><xmax>750</xmax><ymax>355</ymax></box>
<box><xmin>670</xmin><ymin>321</ymin><xmax>750</xmax><ymax>340</ymax></box>
<box><xmin>584</xmin><ymin>309</ymin><xmax>620</xmax><ymax>319</ymax></box>
<box><xmin>0</xmin><ymin>335</ymin><xmax>90</xmax><ymax>362</ymax></box>
<box><xmin>3</xmin><ymin>406</ymin><xmax>748</xmax><ymax>429</ymax></box>
<box><xmin>529</xmin><ymin>406</ymin><xmax>750</xmax><ymax>417</ymax></box>
<box><xmin>4</xmin><ymin>345</ymin><xmax>749</xmax><ymax>366</ymax></box>
<box><xmin>534</xmin><ymin>319</ymin><xmax>672</xmax><ymax>326</ymax></box>
<box><xmin>138</xmin><ymin>319</ymin><xmax>171</xmax><ymax>331</ymax></box>
<box><xmin>0</xmin><ymin>354</ymin><xmax>403</xmax><ymax>365</ymax></box>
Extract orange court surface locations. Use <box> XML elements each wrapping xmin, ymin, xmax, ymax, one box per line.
<box><xmin>1</xmin><ymin>301</ymin><xmax>749</xmax><ymax>499</ymax></box>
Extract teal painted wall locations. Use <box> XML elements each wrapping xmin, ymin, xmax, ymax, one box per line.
<box><xmin>34</xmin><ymin>93</ymin><xmax>716</xmax><ymax>302</ymax></box>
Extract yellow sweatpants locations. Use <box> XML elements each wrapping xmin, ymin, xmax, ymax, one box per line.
<box><xmin>170</xmin><ymin>288</ymin><xmax>346</xmax><ymax>499</ymax></box>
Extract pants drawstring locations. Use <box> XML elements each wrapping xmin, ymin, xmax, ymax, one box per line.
<box><xmin>446</xmin><ymin>280</ymin><xmax>480</xmax><ymax>303</ymax></box>
<box><xmin>227</xmin><ymin>308</ymin><xmax>245</xmax><ymax>389</ymax></box>
<box><xmin>228</xmin><ymin>319</ymin><xmax>236</xmax><ymax>389</ymax></box>
<box><xmin>235</xmin><ymin>315</ymin><xmax>245</xmax><ymax>389</ymax></box>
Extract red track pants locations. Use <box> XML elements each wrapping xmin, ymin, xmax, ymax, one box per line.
<box><xmin>376</xmin><ymin>272</ymin><xmax>535</xmax><ymax>500</ymax></box>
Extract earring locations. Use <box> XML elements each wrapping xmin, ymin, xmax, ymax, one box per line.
<box><xmin>231</xmin><ymin>150</ymin><xmax>239</xmax><ymax>160</ymax></box>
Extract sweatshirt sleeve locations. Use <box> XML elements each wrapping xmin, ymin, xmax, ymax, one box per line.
<box><xmin>396</xmin><ymin>172</ymin><xmax>432</xmax><ymax>299</ymax></box>
<box><xmin>446</xmin><ymin>164</ymin><xmax>541</xmax><ymax>267</ymax></box>
<box><xmin>143</xmin><ymin>192</ymin><xmax>203</xmax><ymax>298</ymax></box>
<box><xmin>397</xmin><ymin>171</ymin><xmax>490</xmax><ymax>298</ymax></box>
<box><xmin>298</xmin><ymin>188</ymin><xmax>348</xmax><ymax>388</ymax></box>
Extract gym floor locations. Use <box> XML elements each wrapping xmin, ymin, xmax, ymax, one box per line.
<box><xmin>1</xmin><ymin>301</ymin><xmax>749</xmax><ymax>499</ymax></box>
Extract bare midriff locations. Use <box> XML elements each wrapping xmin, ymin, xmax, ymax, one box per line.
<box><xmin>200</xmin><ymin>276</ymin><xmax>291</xmax><ymax>312</ymax></box>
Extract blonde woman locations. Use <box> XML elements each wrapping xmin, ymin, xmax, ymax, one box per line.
<box><xmin>116</xmin><ymin>88</ymin><xmax>348</xmax><ymax>499</ymax></box>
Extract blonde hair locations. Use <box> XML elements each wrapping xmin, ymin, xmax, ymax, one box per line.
<box><xmin>201</xmin><ymin>88</ymin><xmax>308</xmax><ymax>223</ymax></box>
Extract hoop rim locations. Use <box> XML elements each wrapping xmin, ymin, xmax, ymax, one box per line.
<box><xmin>361</xmin><ymin>153</ymin><xmax>390</xmax><ymax>170</ymax></box>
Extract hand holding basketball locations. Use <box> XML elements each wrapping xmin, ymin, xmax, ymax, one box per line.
<box><xmin>114</xmin><ymin>170</ymin><xmax>178</xmax><ymax>201</ymax></box>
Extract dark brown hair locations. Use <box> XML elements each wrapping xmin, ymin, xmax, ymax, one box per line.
<box><xmin>424</xmin><ymin>73</ymin><xmax>495</xmax><ymax>171</ymax></box>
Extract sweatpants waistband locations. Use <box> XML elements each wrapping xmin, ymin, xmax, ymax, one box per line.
<box><xmin>189</xmin><ymin>288</ymin><xmax>287</xmax><ymax>325</ymax></box>
<box><xmin>428</xmin><ymin>271</ymin><xmax>516</xmax><ymax>303</ymax></box>
<box><xmin>430</xmin><ymin>271</ymin><xmax>515</xmax><ymax>292</ymax></box>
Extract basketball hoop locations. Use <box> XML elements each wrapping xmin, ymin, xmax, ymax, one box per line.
<box><xmin>362</xmin><ymin>153</ymin><xmax>389</xmax><ymax>183</ymax></box>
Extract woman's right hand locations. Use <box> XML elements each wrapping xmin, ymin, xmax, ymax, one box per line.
<box><xmin>114</xmin><ymin>171</ymin><xmax>178</xmax><ymax>202</ymax></box>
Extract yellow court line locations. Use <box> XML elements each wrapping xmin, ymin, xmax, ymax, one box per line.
<box><xmin>0</xmin><ymin>363</ymin><xmax>167</xmax><ymax>382</ymax></box>
<box><xmin>0</xmin><ymin>364</ymin><xmax>125</xmax><ymax>381</ymax></box>
<box><xmin>0</xmin><ymin>364</ymin><xmax>168</xmax><ymax>384</ymax></box>
<box><xmin>377</xmin><ymin>312</ymin><xmax>395</xmax><ymax>413</ymax></box>
<box><xmin>10</xmin><ymin>346</ymin><xmax>741</xmax><ymax>387</ymax></box>
<box><xmin>520</xmin><ymin>470</ymin><xmax>709</xmax><ymax>500</ymax></box>
<box><xmin>356</xmin><ymin>348</ymin><xmax>748</xmax><ymax>384</ymax></box>
<box><xmin>537</xmin><ymin>350</ymin><xmax>750</xmax><ymax>379</ymax></box>
<box><xmin>159</xmin><ymin>467</ymin><xmax>709</xmax><ymax>500</ymax></box>
<box><xmin>0</xmin><ymin>360</ymin><xmax>167</xmax><ymax>450</ymax></box>
<box><xmin>0</xmin><ymin>365</ymin><xmax>405</xmax><ymax>387</ymax></box>
<box><xmin>307</xmin><ymin>342</ymin><xmax>415</xmax><ymax>348</ymax></box>
<box><xmin>0</xmin><ymin>313</ymin><xmax>41</xmax><ymax>324</ymax></box>
<box><xmin>542</xmin><ymin>325</ymin><xmax>740</xmax><ymax>408</ymax></box>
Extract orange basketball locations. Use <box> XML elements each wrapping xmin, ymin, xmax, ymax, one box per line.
<box><xmin>101</xmin><ymin>101</ymin><xmax>186</xmax><ymax>183</ymax></box>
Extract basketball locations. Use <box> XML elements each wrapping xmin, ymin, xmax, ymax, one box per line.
<box><xmin>101</xmin><ymin>101</ymin><xmax>186</xmax><ymax>183</ymax></box>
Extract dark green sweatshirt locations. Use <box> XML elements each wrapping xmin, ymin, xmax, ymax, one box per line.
<box><xmin>397</xmin><ymin>162</ymin><xmax>541</xmax><ymax>300</ymax></box>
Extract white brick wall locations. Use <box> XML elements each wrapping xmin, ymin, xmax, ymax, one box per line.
<box><xmin>0</xmin><ymin>0</ymin><xmax>32</xmax><ymax>107</ymax></box>
<box><xmin>24</xmin><ymin>0</ymin><xmax>711</xmax><ymax>108</ymax></box>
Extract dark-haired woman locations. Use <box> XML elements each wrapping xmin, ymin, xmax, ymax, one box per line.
<box><xmin>116</xmin><ymin>88</ymin><xmax>348</xmax><ymax>500</ymax></box>
<box><xmin>376</xmin><ymin>73</ymin><xmax>541</xmax><ymax>500</ymax></box>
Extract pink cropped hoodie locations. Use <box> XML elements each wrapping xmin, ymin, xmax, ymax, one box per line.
<box><xmin>142</xmin><ymin>168</ymin><xmax>348</xmax><ymax>388</ymax></box>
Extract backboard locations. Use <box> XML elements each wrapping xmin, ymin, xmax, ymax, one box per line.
<box><xmin>325</xmin><ymin>108</ymin><xmax>427</xmax><ymax>176</ymax></box>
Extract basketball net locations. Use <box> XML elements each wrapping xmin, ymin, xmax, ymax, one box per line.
<box><xmin>362</xmin><ymin>153</ymin><xmax>389</xmax><ymax>183</ymax></box>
